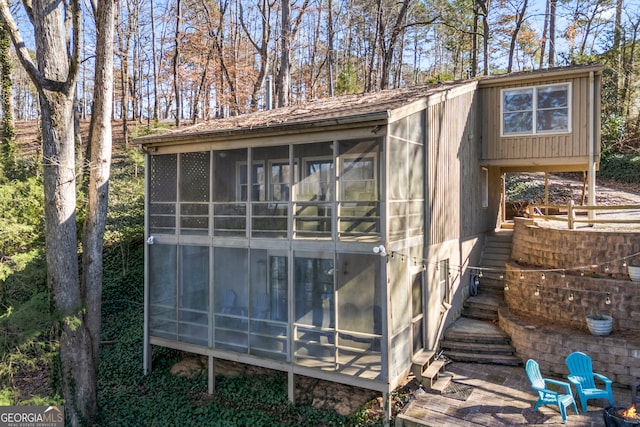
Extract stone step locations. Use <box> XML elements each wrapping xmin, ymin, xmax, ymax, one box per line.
<box><xmin>444</xmin><ymin>351</ymin><xmax>522</xmax><ymax>366</ymax></box>
<box><xmin>461</xmin><ymin>306</ymin><xmax>498</xmax><ymax>321</ymax></box>
<box><xmin>465</xmin><ymin>294</ymin><xmax>501</xmax><ymax>309</ymax></box>
<box><xmin>443</xmin><ymin>318</ymin><xmax>512</xmax><ymax>344</ymax></box>
<box><xmin>440</xmin><ymin>340</ymin><xmax>515</xmax><ymax>355</ymax></box>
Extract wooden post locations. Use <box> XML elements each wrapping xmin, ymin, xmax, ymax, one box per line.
<box><xmin>568</xmin><ymin>200</ymin><xmax>575</xmax><ymax>229</ymax></box>
<box><xmin>544</xmin><ymin>172</ymin><xmax>549</xmax><ymax>217</ymax></box>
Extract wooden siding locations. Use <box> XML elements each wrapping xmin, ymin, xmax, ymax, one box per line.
<box><xmin>480</xmin><ymin>73</ymin><xmax>599</xmax><ymax>170</ymax></box>
<box><xmin>426</xmin><ymin>87</ymin><xmax>491</xmax><ymax>244</ymax></box>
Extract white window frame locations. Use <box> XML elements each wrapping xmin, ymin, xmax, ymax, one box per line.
<box><xmin>500</xmin><ymin>82</ymin><xmax>572</xmax><ymax>136</ymax></box>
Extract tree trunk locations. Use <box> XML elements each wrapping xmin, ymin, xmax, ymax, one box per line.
<box><xmin>538</xmin><ymin>0</ymin><xmax>549</xmax><ymax>69</ymax></box>
<box><xmin>0</xmin><ymin>0</ymin><xmax>114</xmax><ymax>423</ymax></box>
<box><xmin>84</xmin><ymin>0</ymin><xmax>116</xmax><ymax>366</ymax></box>
<box><xmin>471</xmin><ymin>1</ymin><xmax>479</xmax><ymax>77</ymax></box>
<box><xmin>548</xmin><ymin>0</ymin><xmax>556</xmax><ymax>66</ymax></box>
<box><xmin>507</xmin><ymin>0</ymin><xmax>528</xmax><ymax>73</ymax></box>
<box><xmin>277</xmin><ymin>0</ymin><xmax>291</xmax><ymax>107</ymax></box>
<box><xmin>150</xmin><ymin>0</ymin><xmax>159</xmax><ymax>122</ymax></box>
<box><xmin>0</xmin><ymin>26</ymin><xmax>16</xmax><ymax>179</ymax></box>
<box><xmin>327</xmin><ymin>0</ymin><xmax>334</xmax><ymax>96</ymax></box>
<box><xmin>173</xmin><ymin>0</ymin><xmax>182</xmax><ymax>126</ymax></box>
<box><xmin>380</xmin><ymin>0</ymin><xmax>411</xmax><ymax>90</ymax></box>
<box><xmin>240</xmin><ymin>0</ymin><xmax>271</xmax><ymax>110</ymax></box>
<box><xmin>475</xmin><ymin>0</ymin><xmax>490</xmax><ymax>75</ymax></box>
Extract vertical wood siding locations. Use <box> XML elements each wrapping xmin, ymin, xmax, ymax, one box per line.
<box><xmin>481</xmin><ymin>75</ymin><xmax>592</xmax><ymax>162</ymax></box>
<box><xmin>427</xmin><ymin>88</ymin><xmax>483</xmax><ymax>244</ymax></box>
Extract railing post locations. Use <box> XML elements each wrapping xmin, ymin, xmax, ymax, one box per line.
<box><xmin>568</xmin><ymin>200</ymin><xmax>575</xmax><ymax>229</ymax></box>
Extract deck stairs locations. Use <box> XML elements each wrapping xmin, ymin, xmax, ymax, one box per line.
<box><xmin>440</xmin><ymin>229</ymin><xmax>522</xmax><ymax>366</ymax></box>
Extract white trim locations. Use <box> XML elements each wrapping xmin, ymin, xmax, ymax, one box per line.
<box><xmin>500</xmin><ymin>82</ymin><xmax>572</xmax><ymax>137</ymax></box>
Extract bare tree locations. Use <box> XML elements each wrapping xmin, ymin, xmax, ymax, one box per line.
<box><xmin>506</xmin><ymin>0</ymin><xmax>528</xmax><ymax>73</ymax></box>
<box><xmin>475</xmin><ymin>0</ymin><xmax>490</xmax><ymax>75</ymax></box>
<box><xmin>240</xmin><ymin>0</ymin><xmax>274</xmax><ymax>110</ymax></box>
<box><xmin>173</xmin><ymin>0</ymin><xmax>183</xmax><ymax>126</ymax></box>
<box><xmin>0</xmin><ymin>0</ymin><xmax>116</xmax><ymax>424</ymax></box>
<box><xmin>276</xmin><ymin>0</ymin><xmax>310</xmax><ymax>107</ymax></box>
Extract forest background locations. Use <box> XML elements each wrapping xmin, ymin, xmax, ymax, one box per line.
<box><xmin>0</xmin><ymin>0</ymin><xmax>639</xmax><ymax>425</ymax></box>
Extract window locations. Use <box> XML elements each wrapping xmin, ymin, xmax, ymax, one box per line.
<box><xmin>340</xmin><ymin>155</ymin><xmax>376</xmax><ymax>201</ymax></box>
<box><xmin>269</xmin><ymin>160</ymin><xmax>294</xmax><ymax>201</ymax></box>
<box><xmin>301</xmin><ymin>158</ymin><xmax>334</xmax><ymax>201</ymax></box>
<box><xmin>439</xmin><ymin>259</ymin><xmax>450</xmax><ymax>304</ymax></box>
<box><xmin>481</xmin><ymin>168</ymin><xmax>488</xmax><ymax>208</ymax></box>
<box><xmin>238</xmin><ymin>161</ymin><xmax>265</xmax><ymax>201</ymax></box>
<box><xmin>501</xmin><ymin>83</ymin><xmax>570</xmax><ymax>136</ymax></box>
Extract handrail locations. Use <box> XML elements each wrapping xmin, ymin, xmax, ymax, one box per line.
<box><xmin>526</xmin><ymin>201</ymin><xmax>640</xmax><ymax>229</ymax></box>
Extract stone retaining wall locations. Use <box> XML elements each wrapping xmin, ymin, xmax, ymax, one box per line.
<box><xmin>503</xmin><ymin>266</ymin><xmax>640</xmax><ymax>332</ymax></box>
<box><xmin>501</xmin><ymin>218</ymin><xmax>640</xmax><ymax>388</ymax></box>
<box><xmin>506</xmin><ymin>218</ymin><xmax>640</xmax><ymax>331</ymax></box>
<box><xmin>511</xmin><ymin>217</ymin><xmax>640</xmax><ymax>278</ymax></box>
<box><xmin>500</xmin><ymin>306</ymin><xmax>640</xmax><ymax>388</ymax></box>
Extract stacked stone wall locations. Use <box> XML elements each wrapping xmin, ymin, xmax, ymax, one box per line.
<box><xmin>511</xmin><ymin>218</ymin><xmax>640</xmax><ymax>279</ymax></box>
<box><xmin>500</xmin><ymin>218</ymin><xmax>640</xmax><ymax>388</ymax></box>
<box><xmin>500</xmin><ymin>307</ymin><xmax>640</xmax><ymax>388</ymax></box>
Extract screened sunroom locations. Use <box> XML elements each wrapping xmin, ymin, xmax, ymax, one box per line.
<box><xmin>141</xmin><ymin>81</ymin><xmax>486</xmax><ymax>410</ymax></box>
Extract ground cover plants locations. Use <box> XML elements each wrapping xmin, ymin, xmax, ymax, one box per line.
<box><xmin>0</xmin><ymin>122</ymin><xmax>383</xmax><ymax>426</ymax></box>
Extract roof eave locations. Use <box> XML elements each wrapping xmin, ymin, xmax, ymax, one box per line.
<box><xmin>137</xmin><ymin>110</ymin><xmax>391</xmax><ymax>148</ymax></box>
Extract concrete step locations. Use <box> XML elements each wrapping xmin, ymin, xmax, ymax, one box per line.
<box><xmin>410</xmin><ymin>350</ymin><xmax>435</xmax><ymax>382</ymax></box>
<box><xmin>429</xmin><ymin>371</ymin><xmax>453</xmax><ymax>393</ymax></box>
<box><xmin>421</xmin><ymin>359</ymin><xmax>446</xmax><ymax>389</ymax></box>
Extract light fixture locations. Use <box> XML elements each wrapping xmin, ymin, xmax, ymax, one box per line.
<box><xmin>146</xmin><ymin>236</ymin><xmax>155</xmax><ymax>245</ymax></box>
<box><xmin>605</xmin><ymin>293</ymin><xmax>611</xmax><ymax>305</ymax></box>
<box><xmin>504</xmin><ymin>283</ymin><xmax>509</xmax><ymax>291</ymax></box>
<box><xmin>479</xmin><ymin>270</ymin><xmax>483</xmax><ymax>278</ymax></box>
<box><xmin>372</xmin><ymin>245</ymin><xmax>387</xmax><ymax>257</ymax></box>
<box><xmin>561</xmin><ymin>270</ymin><xmax>566</xmax><ymax>278</ymax></box>
<box><xmin>534</xmin><ymin>286</ymin><xmax>540</xmax><ymax>296</ymax></box>
<box><xmin>520</xmin><ymin>272</ymin><xmax>525</xmax><ymax>280</ymax></box>
<box><xmin>568</xmin><ymin>292</ymin><xmax>574</xmax><ymax>302</ymax></box>
<box><xmin>541</xmin><ymin>273</ymin><xmax>546</xmax><ymax>280</ymax></box>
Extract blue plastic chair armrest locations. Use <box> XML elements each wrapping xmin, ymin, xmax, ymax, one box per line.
<box><xmin>545</xmin><ymin>378</ymin><xmax>573</xmax><ymax>394</ymax></box>
<box><xmin>593</xmin><ymin>373</ymin><xmax>612</xmax><ymax>385</ymax></box>
<box><xmin>534</xmin><ymin>385</ymin><xmax>558</xmax><ymax>397</ymax></box>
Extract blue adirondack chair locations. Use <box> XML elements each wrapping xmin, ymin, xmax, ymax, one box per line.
<box><xmin>526</xmin><ymin>359</ymin><xmax>578</xmax><ymax>423</ymax></box>
<box><xmin>565</xmin><ymin>351</ymin><xmax>614</xmax><ymax>412</ymax></box>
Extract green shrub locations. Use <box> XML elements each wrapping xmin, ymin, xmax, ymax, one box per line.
<box><xmin>599</xmin><ymin>153</ymin><xmax>640</xmax><ymax>184</ymax></box>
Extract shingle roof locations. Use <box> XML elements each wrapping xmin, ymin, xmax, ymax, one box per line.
<box><xmin>137</xmin><ymin>81</ymin><xmax>464</xmax><ymax>145</ymax></box>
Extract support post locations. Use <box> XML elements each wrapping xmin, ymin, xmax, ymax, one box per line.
<box><xmin>208</xmin><ymin>356</ymin><xmax>215</xmax><ymax>395</ymax></box>
<box><xmin>588</xmin><ymin>71</ymin><xmax>597</xmax><ymax>222</ymax></box>
<box><xmin>288</xmin><ymin>370</ymin><xmax>295</xmax><ymax>405</ymax></box>
<box><xmin>383</xmin><ymin>391</ymin><xmax>391</xmax><ymax>427</ymax></box>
